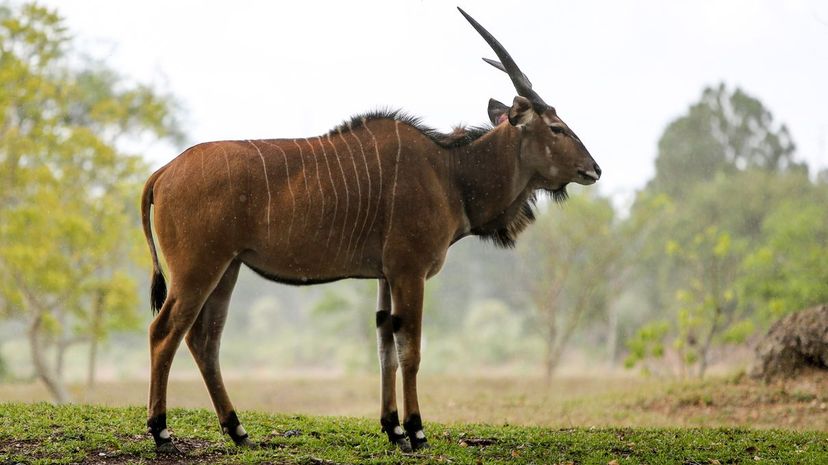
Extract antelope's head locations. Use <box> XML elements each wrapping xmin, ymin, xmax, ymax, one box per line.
<box><xmin>459</xmin><ymin>7</ymin><xmax>601</xmax><ymax>192</ymax></box>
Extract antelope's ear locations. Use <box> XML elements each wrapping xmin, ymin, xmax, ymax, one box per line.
<box><xmin>508</xmin><ymin>96</ymin><xmax>535</xmax><ymax>127</ymax></box>
<box><xmin>488</xmin><ymin>98</ymin><xmax>510</xmax><ymax>126</ymax></box>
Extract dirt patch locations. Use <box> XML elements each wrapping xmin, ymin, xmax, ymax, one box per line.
<box><xmin>638</xmin><ymin>370</ymin><xmax>828</xmax><ymax>428</ymax></box>
<box><xmin>1</xmin><ymin>436</ymin><xmax>233</xmax><ymax>465</ymax></box>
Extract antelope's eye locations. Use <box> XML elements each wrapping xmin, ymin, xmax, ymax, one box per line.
<box><xmin>549</xmin><ymin>125</ymin><xmax>564</xmax><ymax>134</ymax></box>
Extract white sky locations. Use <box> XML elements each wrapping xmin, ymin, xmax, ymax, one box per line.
<box><xmin>42</xmin><ymin>0</ymin><xmax>828</xmax><ymax>203</ymax></box>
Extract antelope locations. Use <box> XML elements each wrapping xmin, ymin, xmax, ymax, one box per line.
<box><xmin>140</xmin><ymin>7</ymin><xmax>601</xmax><ymax>454</ymax></box>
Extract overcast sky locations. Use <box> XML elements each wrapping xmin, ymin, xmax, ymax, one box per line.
<box><xmin>42</xmin><ymin>0</ymin><xmax>828</xmax><ymax>203</ymax></box>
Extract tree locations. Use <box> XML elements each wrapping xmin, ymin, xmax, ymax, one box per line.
<box><xmin>625</xmin><ymin>82</ymin><xmax>815</xmax><ymax>378</ymax></box>
<box><xmin>0</xmin><ymin>3</ymin><xmax>182</xmax><ymax>402</ymax></box>
<box><xmin>739</xmin><ymin>184</ymin><xmax>828</xmax><ymax>323</ymax></box>
<box><xmin>625</xmin><ymin>170</ymin><xmax>820</xmax><ymax>378</ymax></box>
<box><xmin>648</xmin><ymin>83</ymin><xmax>802</xmax><ymax>198</ymax></box>
<box><xmin>517</xmin><ymin>192</ymin><xmax>621</xmax><ymax>378</ymax></box>
<box><xmin>310</xmin><ymin>281</ymin><xmax>377</xmax><ymax>372</ymax></box>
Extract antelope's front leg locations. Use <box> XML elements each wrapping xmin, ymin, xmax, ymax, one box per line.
<box><xmin>389</xmin><ymin>274</ymin><xmax>428</xmax><ymax>450</ymax></box>
<box><xmin>375</xmin><ymin>279</ymin><xmax>411</xmax><ymax>451</ymax></box>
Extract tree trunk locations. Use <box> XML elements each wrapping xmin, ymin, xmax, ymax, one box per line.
<box><xmin>86</xmin><ymin>292</ymin><xmax>105</xmax><ymax>394</ymax></box>
<box><xmin>29</xmin><ymin>313</ymin><xmax>71</xmax><ymax>404</ymax></box>
<box><xmin>606</xmin><ymin>302</ymin><xmax>619</xmax><ymax>366</ymax></box>
<box><xmin>543</xmin><ymin>327</ymin><xmax>558</xmax><ymax>381</ymax></box>
<box><xmin>697</xmin><ymin>304</ymin><xmax>723</xmax><ymax>379</ymax></box>
<box><xmin>86</xmin><ymin>336</ymin><xmax>98</xmax><ymax>395</ymax></box>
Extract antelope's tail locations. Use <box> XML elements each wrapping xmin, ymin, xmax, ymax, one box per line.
<box><xmin>141</xmin><ymin>167</ymin><xmax>168</xmax><ymax>315</ymax></box>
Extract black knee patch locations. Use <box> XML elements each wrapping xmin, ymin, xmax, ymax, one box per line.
<box><xmin>376</xmin><ymin>310</ymin><xmax>389</xmax><ymax>327</ymax></box>
<box><xmin>221</xmin><ymin>410</ymin><xmax>248</xmax><ymax>445</ymax></box>
<box><xmin>380</xmin><ymin>410</ymin><xmax>406</xmax><ymax>443</ymax></box>
<box><xmin>147</xmin><ymin>413</ymin><xmax>171</xmax><ymax>446</ymax></box>
<box><xmin>391</xmin><ymin>314</ymin><xmax>403</xmax><ymax>332</ymax></box>
<box><xmin>404</xmin><ymin>413</ymin><xmax>428</xmax><ymax>449</ymax></box>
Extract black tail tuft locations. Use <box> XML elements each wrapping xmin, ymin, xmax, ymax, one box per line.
<box><xmin>150</xmin><ymin>270</ymin><xmax>167</xmax><ymax>315</ymax></box>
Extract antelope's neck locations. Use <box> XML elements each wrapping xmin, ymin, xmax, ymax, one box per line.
<box><xmin>451</xmin><ymin>124</ymin><xmax>531</xmax><ymax>235</ymax></box>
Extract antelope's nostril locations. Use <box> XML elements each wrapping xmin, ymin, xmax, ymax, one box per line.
<box><xmin>593</xmin><ymin>163</ymin><xmax>602</xmax><ymax>177</ymax></box>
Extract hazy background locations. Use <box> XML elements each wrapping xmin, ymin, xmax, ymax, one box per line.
<box><xmin>2</xmin><ymin>0</ymin><xmax>828</xmax><ymax>409</ymax></box>
<box><xmin>41</xmin><ymin>0</ymin><xmax>828</xmax><ymax>199</ymax></box>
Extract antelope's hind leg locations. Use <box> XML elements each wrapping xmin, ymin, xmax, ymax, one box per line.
<box><xmin>147</xmin><ymin>257</ymin><xmax>235</xmax><ymax>454</ymax></box>
<box><xmin>375</xmin><ymin>279</ymin><xmax>411</xmax><ymax>452</ymax></box>
<box><xmin>185</xmin><ymin>260</ymin><xmax>255</xmax><ymax>448</ymax></box>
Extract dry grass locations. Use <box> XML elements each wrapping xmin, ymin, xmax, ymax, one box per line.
<box><xmin>2</xmin><ymin>371</ymin><xmax>826</xmax><ymax>430</ymax></box>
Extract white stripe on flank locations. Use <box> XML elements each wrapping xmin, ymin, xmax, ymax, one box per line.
<box><xmin>348</xmin><ymin>128</ymin><xmax>372</xmax><ymax>261</ymax></box>
<box><xmin>317</xmin><ymin>136</ymin><xmax>339</xmax><ymax>248</ymax></box>
<box><xmin>383</xmin><ymin>122</ymin><xmax>403</xmax><ymax>255</ymax></box>
<box><xmin>304</xmin><ymin>138</ymin><xmax>325</xmax><ymax>239</ymax></box>
<box><xmin>360</xmin><ymin>119</ymin><xmax>383</xmax><ymax>259</ymax></box>
<box><xmin>200</xmin><ymin>146</ymin><xmax>207</xmax><ymax>185</ymax></box>
<box><xmin>246</xmin><ymin>140</ymin><xmax>273</xmax><ymax>241</ymax></box>
<box><xmin>219</xmin><ymin>144</ymin><xmax>232</xmax><ymax>190</ymax></box>
<box><xmin>260</xmin><ymin>140</ymin><xmax>296</xmax><ymax>244</ymax></box>
<box><xmin>292</xmin><ymin>139</ymin><xmax>312</xmax><ymax>230</ymax></box>
<box><xmin>338</xmin><ymin>128</ymin><xmax>362</xmax><ymax>260</ymax></box>
<box><xmin>326</xmin><ymin>134</ymin><xmax>350</xmax><ymax>262</ymax></box>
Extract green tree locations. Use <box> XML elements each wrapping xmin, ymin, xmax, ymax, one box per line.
<box><xmin>626</xmin><ymin>171</ymin><xmax>819</xmax><ymax>378</ymax></box>
<box><xmin>310</xmin><ymin>281</ymin><xmax>377</xmax><ymax>372</ymax></box>
<box><xmin>625</xmin><ymin>82</ymin><xmax>815</xmax><ymax>377</ymax></box>
<box><xmin>0</xmin><ymin>3</ymin><xmax>182</xmax><ymax>402</ymax></box>
<box><xmin>739</xmin><ymin>184</ymin><xmax>828</xmax><ymax>323</ymax></box>
<box><xmin>649</xmin><ymin>83</ymin><xmax>802</xmax><ymax>198</ymax></box>
<box><xmin>517</xmin><ymin>192</ymin><xmax>622</xmax><ymax>378</ymax></box>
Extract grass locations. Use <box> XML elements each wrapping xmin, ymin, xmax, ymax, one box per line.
<box><xmin>1</xmin><ymin>402</ymin><xmax>827</xmax><ymax>464</ymax></box>
<box><xmin>2</xmin><ymin>372</ymin><xmax>828</xmax><ymax>464</ymax></box>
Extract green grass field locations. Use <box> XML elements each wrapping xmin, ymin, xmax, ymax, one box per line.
<box><xmin>1</xmin><ymin>402</ymin><xmax>827</xmax><ymax>465</ymax></box>
<box><xmin>2</xmin><ymin>373</ymin><xmax>827</xmax><ymax>464</ymax></box>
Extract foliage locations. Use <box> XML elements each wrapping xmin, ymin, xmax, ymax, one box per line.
<box><xmin>625</xmin><ymin>82</ymin><xmax>825</xmax><ymax>377</ymax></box>
<box><xmin>739</xmin><ymin>190</ymin><xmax>828</xmax><ymax>322</ymax></box>
<box><xmin>517</xmin><ymin>191</ymin><xmax>622</xmax><ymax>377</ymax></box>
<box><xmin>310</xmin><ymin>280</ymin><xmax>378</xmax><ymax>372</ymax></box>
<box><xmin>648</xmin><ymin>83</ymin><xmax>802</xmax><ymax>198</ymax></box>
<box><xmin>624</xmin><ymin>321</ymin><xmax>669</xmax><ymax>372</ymax></box>
<box><xmin>0</xmin><ymin>3</ymin><xmax>182</xmax><ymax>401</ymax></box>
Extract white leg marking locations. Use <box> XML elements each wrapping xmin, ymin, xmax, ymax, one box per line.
<box><xmin>292</xmin><ymin>139</ymin><xmax>312</xmax><ymax>231</ymax></box>
<box><xmin>361</xmin><ymin>119</ymin><xmax>383</xmax><ymax>259</ymax></box>
<box><xmin>394</xmin><ymin>426</ymin><xmax>404</xmax><ymax>436</ymax></box>
<box><xmin>159</xmin><ymin>428</ymin><xmax>171</xmax><ymax>439</ymax></box>
<box><xmin>338</xmin><ymin>128</ymin><xmax>362</xmax><ymax>260</ymax></box>
<box><xmin>415</xmin><ymin>430</ymin><xmax>426</xmax><ymax>439</ymax></box>
<box><xmin>349</xmin><ymin>128</ymin><xmax>372</xmax><ymax>261</ymax></box>
<box><xmin>382</xmin><ymin>122</ymin><xmax>402</xmax><ymax>256</ymax></box>
<box><xmin>246</xmin><ymin>140</ymin><xmax>273</xmax><ymax>241</ymax></box>
<box><xmin>260</xmin><ymin>140</ymin><xmax>296</xmax><ymax>244</ymax></box>
<box><xmin>326</xmin><ymin>134</ymin><xmax>350</xmax><ymax>262</ymax></box>
<box><xmin>317</xmin><ymin>137</ymin><xmax>339</xmax><ymax>249</ymax></box>
<box><xmin>305</xmin><ymin>138</ymin><xmax>325</xmax><ymax>239</ymax></box>
<box><xmin>236</xmin><ymin>425</ymin><xmax>247</xmax><ymax>437</ymax></box>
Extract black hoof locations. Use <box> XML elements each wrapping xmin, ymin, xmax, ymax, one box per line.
<box><xmin>155</xmin><ymin>441</ymin><xmax>181</xmax><ymax>454</ymax></box>
<box><xmin>411</xmin><ymin>437</ymin><xmax>429</xmax><ymax>451</ymax></box>
<box><xmin>394</xmin><ymin>437</ymin><xmax>413</xmax><ymax>453</ymax></box>
<box><xmin>403</xmin><ymin>414</ymin><xmax>428</xmax><ymax>451</ymax></box>
<box><xmin>235</xmin><ymin>437</ymin><xmax>258</xmax><ymax>449</ymax></box>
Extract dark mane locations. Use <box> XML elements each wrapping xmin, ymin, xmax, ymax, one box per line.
<box><xmin>476</xmin><ymin>186</ymin><xmax>569</xmax><ymax>249</ymax></box>
<box><xmin>329</xmin><ymin>109</ymin><xmax>492</xmax><ymax>149</ymax></box>
<box><xmin>330</xmin><ymin>109</ymin><xmax>568</xmax><ymax>249</ymax></box>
